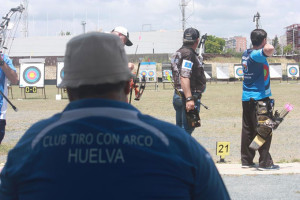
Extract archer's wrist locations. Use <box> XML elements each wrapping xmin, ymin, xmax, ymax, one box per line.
<box><xmin>186</xmin><ymin>96</ymin><xmax>194</xmax><ymax>102</ymax></box>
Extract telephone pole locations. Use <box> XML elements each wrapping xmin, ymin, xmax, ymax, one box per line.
<box><xmin>81</xmin><ymin>21</ymin><xmax>86</xmax><ymax>34</ymax></box>
<box><xmin>21</xmin><ymin>0</ymin><xmax>28</xmax><ymax>37</ymax></box>
<box><xmin>180</xmin><ymin>0</ymin><xmax>187</xmax><ymax>31</ymax></box>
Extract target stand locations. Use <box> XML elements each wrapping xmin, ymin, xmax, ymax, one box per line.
<box><xmin>7</xmin><ymin>82</ymin><xmax>13</xmax><ymax>99</ymax></box>
<box><xmin>57</xmin><ymin>87</ymin><xmax>68</xmax><ymax>99</ymax></box>
<box><xmin>19</xmin><ymin>59</ymin><xmax>46</xmax><ymax>99</ymax></box>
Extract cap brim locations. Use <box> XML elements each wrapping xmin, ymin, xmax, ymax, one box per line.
<box><xmin>125</xmin><ymin>38</ymin><xmax>133</xmax><ymax>46</ymax></box>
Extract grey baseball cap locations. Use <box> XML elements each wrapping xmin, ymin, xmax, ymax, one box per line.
<box><xmin>60</xmin><ymin>32</ymin><xmax>131</xmax><ymax>88</ymax></box>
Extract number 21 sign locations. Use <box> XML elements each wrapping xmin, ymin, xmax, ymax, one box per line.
<box><xmin>216</xmin><ymin>142</ymin><xmax>230</xmax><ymax>161</ymax></box>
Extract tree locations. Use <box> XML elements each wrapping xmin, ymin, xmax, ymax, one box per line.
<box><xmin>272</xmin><ymin>35</ymin><xmax>281</xmax><ymax>55</ymax></box>
<box><xmin>59</xmin><ymin>31</ymin><xmax>71</xmax><ymax>36</ymax></box>
<box><xmin>283</xmin><ymin>44</ymin><xmax>293</xmax><ymax>55</ymax></box>
<box><xmin>205</xmin><ymin>35</ymin><xmax>225</xmax><ymax>54</ymax></box>
<box><xmin>59</xmin><ymin>31</ymin><xmax>65</xmax><ymax>36</ymax></box>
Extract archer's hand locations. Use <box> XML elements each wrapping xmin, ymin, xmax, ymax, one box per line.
<box><xmin>186</xmin><ymin>100</ymin><xmax>195</xmax><ymax>112</ymax></box>
<box><xmin>128</xmin><ymin>62</ymin><xmax>134</xmax><ymax>71</ymax></box>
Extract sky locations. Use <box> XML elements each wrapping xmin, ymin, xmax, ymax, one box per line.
<box><xmin>1</xmin><ymin>0</ymin><xmax>300</xmax><ymax>41</ymax></box>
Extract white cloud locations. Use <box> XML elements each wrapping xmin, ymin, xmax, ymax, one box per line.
<box><xmin>1</xmin><ymin>0</ymin><xmax>299</xmax><ymax>39</ymax></box>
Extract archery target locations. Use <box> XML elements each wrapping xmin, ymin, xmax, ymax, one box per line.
<box><xmin>234</xmin><ymin>65</ymin><xmax>244</xmax><ymax>78</ymax></box>
<box><xmin>140</xmin><ymin>71</ymin><xmax>147</xmax><ymax>77</ymax></box>
<box><xmin>204</xmin><ymin>64</ymin><xmax>212</xmax><ymax>79</ymax></box>
<box><xmin>216</xmin><ymin>64</ymin><xmax>229</xmax><ymax>79</ymax></box>
<box><xmin>19</xmin><ymin>63</ymin><xmax>45</xmax><ymax>87</ymax></box>
<box><xmin>148</xmin><ymin>70</ymin><xmax>155</xmax><ymax>77</ymax></box>
<box><xmin>57</xmin><ymin>62</ymin><xmax>65</xmax><ymax>87</ymax></box>
<box><xmin>204</xmin><ymin>71</ymin><xmax>211</xmax><ymax>79</ymax></box>
<box><xmin>287</xmin><ymin>64</ymin><xmax>299</xmax><ymax>78</ymax></box>
<box><xmin>269</xmin><ymin>64</ymin><xmax>282</xmax><ymax>79</ymax></box>
<box><xmin>163</xmin><ymin>70</ymin><xmax>172</xmax><ymax>77</ymax></box>
<box><xmin>139</xmin><ymin>62</ymin><xmax>157</xmax><ymax>82</ymax></box>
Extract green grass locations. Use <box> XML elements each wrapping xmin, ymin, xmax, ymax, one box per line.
<box><xmin>2</xmin><ymin>82</ymin><xmax>300</xmax><ymax>163</ymax></box>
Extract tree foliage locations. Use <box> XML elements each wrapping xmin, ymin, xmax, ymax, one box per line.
<box><xmin>272</xmin><ymin>36</ymin><xmax>281</xmax><ymax>55</ymax></box>
<box><xmin>283</xmin><ymin>44</ymin><xmax>293</xmax><ymax>55</ymax></box>
<box><xmin>205</xmin><ymin>35</ymin><xmax>225</xmax><ymax>54</ymax></box>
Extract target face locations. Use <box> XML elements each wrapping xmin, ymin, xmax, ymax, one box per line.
<box><xmin>148</xmin><ymin>70</ymin><xmax>155</xmax><ymax>77</ymax></box>
<box><xmin>19</xmin><ymin>62</ymin><xmax>45</xmax><ymax>87</ymax></box>
<box><xmin>23</xmin><ymin>67</ymin><xmax>41</xmax><ymax>84</ymax></box>
<box><xmin>140</xmin><ymin>71</ymin><xmax>147</xmax><ymax>77</ymax></box>
<box><xmin>236</xmin><ymin>68</ymin><xmax>243</xmax><ymax>76</ymax></box>
<box><xmin>287</xmin><ymin>65</ymin><xmax>299</xmax><ymax>77</ymax></box>
<box><xmin>57</xmin><ymin>62</ymin><xmax>65</xmax><ymax>87</ymax></box>
<box><xmin>163</xmin><ymin>70</ymin><xmax>172</xmax><ymax>76</ymax></box>
<box><xmin>234</xmin><ymin>65</ymin><xmax>244</xmax><ymax>78</ymax></box>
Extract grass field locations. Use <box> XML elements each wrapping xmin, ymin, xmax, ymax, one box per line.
<box><xmin>1</xmin><ymin>81</ymin><xmax>299</xmax><ymax>164</ymax></box>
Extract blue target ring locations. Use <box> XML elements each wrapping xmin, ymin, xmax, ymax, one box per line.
<box><xmin>289</xmin><ymin>67</ymin><xmax>298</xmax><ymax>76</ymax></box>
<box><xmin>60</xmin><ymin>68</ymin><xmax>65</xmax><ymax>79</ymax></box>
<box><xmin>236</xmin><ymin>67</ymin><xmax>244</xmax><ymax>76</ymax></box>
<box><xmin>23</xmin><ymin>66</ymin><xmax>41</xmax><ymax>84</ymax></box>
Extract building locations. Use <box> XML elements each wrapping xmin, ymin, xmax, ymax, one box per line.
<box><xmin>224</xmin><ymin>36</ymin><xmax>247</xmax><ymax>52</ymax></box>
<box><xmin>6</xmin><ymin>30</ymin><xmax>185</xmax><ymax>65</ymax></box>
<box><xmin>279</xmin><ymin>35</ymin><xmax>287</xmax><ymax>47</ymax></box>
<box><xmin>286</xmin><ymin>24</ymin><xmax>300</xmax><ymax>51</ymax></box>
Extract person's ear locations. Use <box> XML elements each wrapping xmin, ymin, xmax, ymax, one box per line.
<box><xmin>124</xmin><ymin>81</ymin><xmax>130</xmax><ymax>95</ymax></box>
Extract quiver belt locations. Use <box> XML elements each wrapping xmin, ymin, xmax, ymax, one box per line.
<box><xmin>256</xmin><ymin>99</ymin><xmax>276</xmax><ymax>139</ymax></box>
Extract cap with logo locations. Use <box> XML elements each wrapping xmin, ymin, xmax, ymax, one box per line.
<box><xmin>183</xmin><ymin>27</ymin><xmax>200</xmax><ymax>42</ymax></box>
<box><xmin>59</xmin><ymin>32</ymin><xmax>131</xmax><ymax>88</ymax></box>
<box><xmin>112</xmin><ymin>26</ymin><xmax>133</xmax><ymax>46</ymax></box>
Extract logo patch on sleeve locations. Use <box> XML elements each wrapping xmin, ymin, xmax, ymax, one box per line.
<box><xmin>182</xmin><ymin>60</ymin><xmax>193</xmax><ymax>70</ymax></box>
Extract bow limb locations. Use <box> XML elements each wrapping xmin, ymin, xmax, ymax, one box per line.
<box><xmin>129</xmin><ymin>62</ymin><xmax>141</xmax><ymax>104</ymax></box>
<box><xmin>134</xmin><ymin>75</ymin><xmax>146</xmax><ymax>101</ymax></box>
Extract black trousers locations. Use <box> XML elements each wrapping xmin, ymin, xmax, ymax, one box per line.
<box><xmin>0</xmin><ymin>119</ymin><xmax>6</xmax><ymax>144</ymax></box>
<box><xmin>241</xmin><ymin>100</ymin><xmax>274</xmax><ymax>167</ymax></box>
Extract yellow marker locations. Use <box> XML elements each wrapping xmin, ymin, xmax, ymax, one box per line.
<box><xmin>166</xmin><ymin>74</ymin><xmax>171</xmax><ymax>82</ymax></box>
<box><xmin>216</xmin><ymin>142</ymin><xmax>230</xmax><ymax>157</ymax></box>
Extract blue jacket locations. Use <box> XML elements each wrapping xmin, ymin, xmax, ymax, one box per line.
<box><xmin>242</xmin><ymin>48</ymin><xmax>272</xmax><ymax>101</ymax></box>
<box><xmin>0</xmin><ymin>99</ymin><xmax>230</xmax><ymax>200</ymax></box>
<box><xmin>0</xmin><ymin>54</ymin><xmax>16</xmax><ymax>119</ymax></box>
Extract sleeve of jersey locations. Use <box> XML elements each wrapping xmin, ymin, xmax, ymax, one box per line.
<box><xmin>189</xmin><ymin>139</ymin><xmax>231</xmax><ymax>199</ymax></box>
<box><xmin>3</xmin><ymin>55</ymin><xmax>16</xmax><ymax>71</ymax></box>
<box><xmin>250</xmin><ymin>49</ymin><xmax>267</xmax><ymax>63</ymax></box>
<box><xmin>180</xmin><ymin>54</ymin><xmax>193</xmax><ymax>78</ymax></box>
<box><xmin>0</xmin><ymin>142</ymin><xmax>31</xmax><ymax>199</ymax></box>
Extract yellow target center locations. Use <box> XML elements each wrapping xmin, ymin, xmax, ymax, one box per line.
<box><xmin>29</xmin><ymin>72</ymin><xmax>35</xmax><ymax>78</ymax></box>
